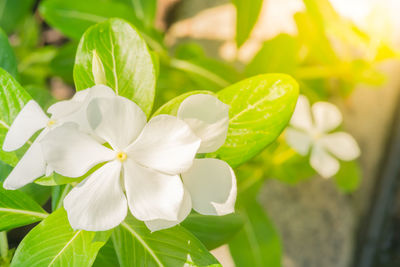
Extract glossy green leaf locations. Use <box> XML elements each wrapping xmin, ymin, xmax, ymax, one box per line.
<box><xmin>229</xmin><ymin>201</ymin><xmax>281</xmax><ymax>267</ymax></box>
<box><xmin>0</xmin><ymin>182</ymin><xmax>48</xmax><ymax>231</ymax></box>
<box><xmin>181</xmin><ymin>213</ymin><xmax>244</xmax><ymax>250</ymax></box>
<box><xmin>334</xmin><ymin>160</ymin><xmax>361</xmax><ymax>193</ymax></box>
<box><xmin>19</xmin><ymin>183</ymin><xmax>51</xmax><ymax>206</ymax></box>
<box><xmin>209</xmin><ymin>74</ymin><xmax>299</xmax><ymax>167</ymax></box>
<box><xmin>11</xmin><ymin>209</ymin><xmax>109</xmax><ymax>267</ymax></box>
<box><xmin>232</xmin><ymin>0</ymin><xmax>263</xmax><ymax>47</ymax></box>
<box><xmin>93</xmin><ymin>239</ymin><xmax>120</xmax><ymax>267</ymax></box>
<box><xmin>112</xmin><ymin>214</ymin><xmax>221</xmax><ymax>266</ymax></box>
<box><xmin>0</xmin><ymin>29</ymin><xmax>17</xmax><ymax>77</ymax></box>
<box><xmin>0</xmin><ymin>68</ymin><xmax>31</xmax><ymax>166</ymax></box>
<box><xmin>0</xmin><ymin>0</ymin><xmax>35</xmax><ymax>34</ymax></box>
<box><xmin>74</xmin><ymin>18</ymin><xmax>156</xmax><ymax>116</ymax></box>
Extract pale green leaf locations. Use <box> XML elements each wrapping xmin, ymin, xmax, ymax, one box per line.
<box><xmin>209</xmin><ymin>74</ymin><xmax>299</xmax><ymax>167</ymax></box>
<box><xmin>0</xmin><ymin>182</ymin><xmax>48</xmax><ymax>231</ymax></box>
<box><xmin>232</xmin><ymin>0</ymin><xmax>263</xmax><ymax>47</ymax></box>
<box><xmin>74</xmin><ymin>18</ymin><xmax>156</xmax><ymax>116</ymax></box>
<box><xmin>11</xmin><ymin>209</ymin><xmax>109</xmax><ymax>267</ymax></box>
<box><xmin>112</xmin><ymin>214</ymin><xmax>221</xmax><ymax>267</ymax></box>
<box><xmin>0</xmin><ymin>68</ymin><xmax>31</xmax><ymax>166</ymax></box>
<box><xmin>229</xmin><ymin>201</ymin><xmax>281</xmax><ymax>267</ymax></box>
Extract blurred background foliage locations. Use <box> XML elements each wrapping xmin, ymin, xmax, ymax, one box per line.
<box><xmin>0</xmin><ymin>0</ymin><xmax>398</xmax><ymax>266</ymax></box>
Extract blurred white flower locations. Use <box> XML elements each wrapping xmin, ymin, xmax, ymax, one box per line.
<box><xmin>41</xmin><ymin>96</ymin><xmax>201</xmax><ymax>231</ymax></box>
<box><xmin>2</xmin><ymin>85</ymin><xmax>115</xmax><ymax>189</ymax></box>
<box><xmin>145</xmin><ymin>94</ymin><xmax>237</xmax><ymax>231</ymax></box>
<box><xmin>285</xmin><ymin>95</ymin><xmax>360</xmax><ymax>178</ymax></box>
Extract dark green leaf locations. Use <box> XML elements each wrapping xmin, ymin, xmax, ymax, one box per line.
<box><xmin>112</xmin><ymin>214</ymin><xmax>221</xmax><ymax>266</ymax></box>
<box><xmin>50</xmin><ymin>42</ymin><xmax>77</xmax><ymax>84</ymax></box>
<box><xmin>93</xmin><ymin>239</ymin><xmax>120</xmax><ymax>267</ymax></box>
<box><xmin>74</xmin><ymin>18</ymin><xmax>156</xmax><ymax>116</ymax></box>
<box><xmin>0</xmin><ymin>0</ymin><xmax>35</xmax><ymax>34</ymax></box>
<box><xmin>181</xmin><ymin>213</ymin><xmax>244</xmax><ymax>250</ymax></box>
<box><xmin>0</xmin><ymin>182</ymin><xmax>48</xmax><ymax>231</ymax></box>
<box><xmin>0</xmin><ymin>28</ymin><xmax>17</xmax><ymax>77</ymax></box>
<box><xmin>229</xmin><ymin>201</ymin><xmax>281</xmax><ymax>267</ymax></box>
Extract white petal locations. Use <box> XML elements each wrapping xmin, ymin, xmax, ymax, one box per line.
<box><xmin>310</xmin><ymin>145</ymin><xmax>340</xmax><ymax>178</ymax></box>
<box><xmin>3</xmin><ymin>140</ymin><xmax>46</xmax><ymax>190</ymax></box>
<box><xmin>178</xmin><ymin>94</ymin><xmax>229</xmax><ymax>153</ymax></box>
<box><xmin>3</xmin><ymin>100</ymin><xmax>48</xmax><ymax>151</ymax></box>
<box><xmin>40</xmin><ymin>123</ymin><xmax>115</xmax><ymax>177</ymax></box>
<box><xmin>312</xmin><ymin>102</ymin><xmax>342</xmax><ymax>133</ymax></box>
<box><xmin>127</xmin><ymin>115</ymin><xmax>200</xmax><ymax>175</ymax></box>
<box><xmin>124</xmin><ymin>159</ymin><xmax>185</xmax><ymax>221</ymax></box>
<box><xmin>144</xmin><ymin>188</ymin><xmax>192</xmax><ymax>232</ymax></box>
<box><xmin>64</xmin><ymin>161</ymin><xmax>127</xmax><ymax>231</ymax></box>
<box><xmin>182</xmin><ymin>158</ymin><xmax>236</xmax><ymax>216</ymax></box>
<box><xmin>47</xmin><ymin>85</ymin><xmax>115</xmax><ymax>133</ymax></box>
<box><xmin>87</xmin><ymin>96</ymin><xmax>146</xmax><ymax>150</ymax></box>
<box><xmin>318</xmin><ymin>132</ymin><xmax>360</xmax><ymax>161</ymax></box>
<box><xmin>285</xmin><ymin>128</ymin><xmax>312</xmax><ymax>156</ymax></box>
<box><xmin>290</xmin><ymin>95</ymin><xmax>313</xmax><ymax>132</ymax></box>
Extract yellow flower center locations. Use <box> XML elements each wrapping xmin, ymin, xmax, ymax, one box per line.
<box><xmin>116</xmin><ymin>152</ymin><xmax>127</xmax><ymax>162</ymax></box>
<box><xmin>47</xmin><ymin>119</ymin><xmax>56</xmax><ymax>127</ymax></box>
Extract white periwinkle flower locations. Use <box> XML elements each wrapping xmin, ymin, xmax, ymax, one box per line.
<box><xmin>41</xmin><ymin>96</ymin><xmax>201</xmax><ymax>231</ymax></box>
<box><xmin>285</xmin><ymin>95</ymin><xmax>360</xmax><ymax>178</ymax></box>
<box><xmin>2</xmin><ymin>85</ymin><xmax>115</xmax><ymax>189</ymax></box>
<box><xmin>145</xmin><ymin>94</ymin><xmax>237</xmax><ymax>231</ymax></box>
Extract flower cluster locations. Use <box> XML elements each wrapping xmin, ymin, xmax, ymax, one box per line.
<box><xmin>285</xmin><ymin>95</ymin><xmax>360</xmax><ymax>178</ymax></box>
<box><xmin>3</xmin><ymin>87</ymin><xmax>236</xmax><ymax>232</ymax></box>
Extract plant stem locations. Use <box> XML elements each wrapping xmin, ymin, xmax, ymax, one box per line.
<box><xmin>0</xmin><ymin>231</ymin><xmax>8</xmax><ymax>259</ymax></box>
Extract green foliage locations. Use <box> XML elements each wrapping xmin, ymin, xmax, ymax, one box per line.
<box><xmin>229</xmin><ymin>200</ymin><xmax>281</xmax><ymax>267</ymax></box>
<box><xmin>0</xmin><ymin>29</ymin><xmax>17</xmax><ymax>77</ymax></box>
<box><xmin>334</xmin><ymin>160</ymin><xmax>361</xmax><ymax>193</ymax></box>
<box><xmin>112</xmin><ymin>214</ymin><xmax>221</xmax><ymax>266</ymax></box>
<box><xmin>0</xmin><ymin>182</ymin><xmax>48</xmax><ymax>231</ymax></box>
<box><xmin>0</xmin><ymin>0</ymin><xmax>35</xmax><ymax>34</ymax></box>
<box><xmin>74</xmin><ymin>18</ymin><xmax>156</xmax><ymax>116</ymax></box>
<box><xmin>11</xmin><ymin>209</ymin><xmax>109</xmax><ymax>267</ymax></box>
<box><xmin>0</xmin><ymin>68</ymin><xmax>31</xmax><ymax>166</ymax></box>
<box><xmin>93</xmin><ymin>240</ymin><xmax>120</xmax><ymax>267</ymax></box>
<box><xmin>209</xmin><ymin>74</ymin><xmax>299</xmax><ymax>167</ymax></box>
<box><xmin>50</xmin><ymin>42</ymin><xmax>77</xmax><ymax>84</ymax></box>
<box><xmin>181</xmin><ymin>213</ymin><xmax>244</xmax><ymax>250</ymax></box>
<box><xmin>232</xmin><ymin>0</ymin><xmax>263</xmax><ymax>47</ymax></box>
<box><xmin>130</xmin><ymin>0</ymin><xmax>157</xmax><ymax>28</ymax></box>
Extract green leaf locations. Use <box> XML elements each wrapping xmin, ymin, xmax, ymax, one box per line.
<box><xmin>334</xmin><ymin>160</ymin><xmax>361</xmax><ymax>193</ymax></box>
<box><xmin>209</xmin><ymin>74</ymin><xmax>299</xmax><ymax>167</ymax></box>
<box><xmin>51</xmin><ymin>184</ymin><xmax>72</xmax><ymax>211</ymax></box>
<box><xmin>93</xmin><ymin>239</ymin><xmax>120</xmax><ymax>267</ymax></box>
<box><xmin>39</xmin><ymin>0</ymin><xmax>140</xmax><ymax>40</ymax></box>
<box><xmin>229</xmin><ymin>201</ymin><xmax>281</xmax><ymax>267</ymax></box>
<box><xmin>245</xmin><ymin>34</ymin><xmax>299</xmax><ymax>76</ymax></box>
<box><xmin>0</xmin><ymin>0</ymin><xmax>35</xmax><ymax>34</ymax></box>
<box><xmin>19</xmin><ymin>183</ymin><xmax>51</xmax><ymax>206</ymax></box>
<box><xmin>0</xmin><ymin>182</ymin><xmax>48</xmax><ymax>231</ymax></box>
<box><xmin>112</xmin><ymin>214</ymin><xmax>221</xmax><ymax>267</ymax></box>
<box><xmin>181</xmin><ymin>213</ymin><xmax>244</xmax><ymax>250</ymax></box>
<box><xmin>11</xmin><ymin>209</ymin><xmax>109</xmax><ymax>267</ymax></box>
<box><xmin>0</xmin><ymin>68</ymin><xmax>31</xmax><ymax>166</ymax></box>
<box><xmin>74</xmin><ymin>18</ymin><xmax>156</xmax><ymax>116</ymax></box>
<box><xmin>232</xmin><ymin>0</ymin><xmax>263</xmax><ymax>47</ymax></box>
<box><xmin>50</xmin><ymin>42</ymin><xmax>77</xmax><ymax>84</ymax></box>
<box><xmin>0</xmin><ymin>29</ymin><xmax>17</xmax><ymax>77</ymax></box>
<box><xmin>131</xmin><ymin>0</ymin><xmax>157</xmax><ymax>28</ymax></box>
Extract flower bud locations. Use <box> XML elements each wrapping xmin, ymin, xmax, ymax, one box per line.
<box><xmin>92</xmin><ymin>50</ymin><xmax>107</xmax><ymax>85</ymax></box>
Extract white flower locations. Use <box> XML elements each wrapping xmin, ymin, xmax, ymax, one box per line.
<box><xmin>2</xmin><ymin>85</ymin><xmax>115</xmax><ymax>189</ymax></box>
<box><xmin>41</xmin><ymin>96</ymin><xmax>201</xmax><ymax>231</ymax></box>
<box><xmin>145</xmin><ymin>94</ymin><xmax>237</xmax><ymax>231</ymax></box>
<box><xmin>285</xmin><ymin>95</ymin><xmax>360</xmax><ymax>178</ymax></box>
